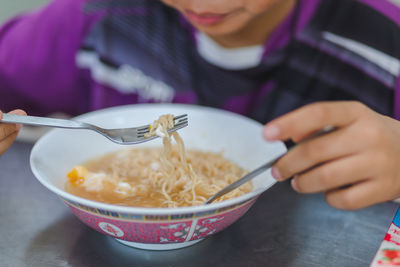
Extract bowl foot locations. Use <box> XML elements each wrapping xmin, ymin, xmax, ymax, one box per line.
<box><xmin>115</xmin><ymin>238</ymin><xmax>204</xmax><ymax>250</ymax></box>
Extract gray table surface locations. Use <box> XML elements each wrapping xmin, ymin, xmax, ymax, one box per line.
<box><xmin>0</xmin><ymin>141</ymin><xmax>398</xmax><ymax>267</ymax></box>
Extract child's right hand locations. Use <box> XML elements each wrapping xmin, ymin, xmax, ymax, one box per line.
<box><xmin>0</xmin><ymin>109</ymin><xmax>26</xmax><ymax>155</ymax></box>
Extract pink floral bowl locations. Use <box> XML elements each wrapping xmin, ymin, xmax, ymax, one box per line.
<box><xmin>30</xmin><ymin>104</ymin><xmax>286</xmax><ymax>250</ymax></box>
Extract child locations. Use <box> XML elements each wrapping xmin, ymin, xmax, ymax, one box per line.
<box><xmin>1</xmin><ymin>0</ymin><xmax>400</xmax><ymax>210</ymax></box>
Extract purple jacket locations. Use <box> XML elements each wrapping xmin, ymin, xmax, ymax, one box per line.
<box><xmin>1</xmin><ymin>0</ymin><xmax>400</xmax><ymax>122</ymax></box>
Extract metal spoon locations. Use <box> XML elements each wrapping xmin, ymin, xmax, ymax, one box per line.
<box><xmin>204</xmin><ymin>126</ymin><xmax>335</xmax><ymax>204</ymax></box>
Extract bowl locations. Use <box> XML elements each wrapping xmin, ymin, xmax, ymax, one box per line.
<box><xmin>30</xmin><ymin>104</ymin><xmax>286</xmax><ymax>250</ymax></box>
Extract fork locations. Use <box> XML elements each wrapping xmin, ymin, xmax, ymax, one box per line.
<box><xmin>0</xmin><ymin>113</ymin><xmax>188</xmax><ymax>145</ymax></box>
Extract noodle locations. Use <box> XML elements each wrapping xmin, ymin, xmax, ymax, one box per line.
<box><xmin>65</xmin><ymin>115</ymin><xmax>252</xmax><ymax>208</ymax></box>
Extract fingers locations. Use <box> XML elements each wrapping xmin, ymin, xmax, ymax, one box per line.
<box><xmin>290</xmin><ymin>153</ymin><xmax>376</xmax><ymax>194</ymax></box>
<box><xmin>324</xmin><ymin>179</ymin><xmax>388</xmax><ymax>210</ymax></box>
<box><xmin>0</xmin><ymin>131</ymin><xmax>19</xmax><ymax>154</ymax></box>
<box><xmin>0</xmin><ymin>110</ymin><xmax>26</xmax><ymax>138</ymax></box>
<box><xmin>261</xmin><ymin>101</ymin><xmax>400</xmax><ymax>210</ymax></box>
<box><xmin>0</xmin><ymin>109</ymin><xmax>26</xmax><ymax>133</ymax></box>
<box><xmin>271</xmin><ymin>126</ymin><xmax>361</xmax><ymax>180</ymax></box>
<box><xmin>9</xmin><ymin>109</ymin><xmax>26</xmax><ymax>116</ymax></box>
<box><xmin>0</xmin><ymin>109</ymin><xmax>27</xmax><ymax>154</ymax></box>
<box><xmin>263</xmin><ymin>101</ymin><xmax>366</xmax><ymax>142</ymax></box>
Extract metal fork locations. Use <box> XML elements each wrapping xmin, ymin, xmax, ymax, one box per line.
<box><xmin>1</xmin><ymin>113</ymin><xmax>188</xmax><ymax>145</ymax></box>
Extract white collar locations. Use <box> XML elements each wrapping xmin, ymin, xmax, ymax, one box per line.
<box><xmin>196</xmin><ymin>31</ymin><xmax>264</xmax><ymax>70</ymax></box>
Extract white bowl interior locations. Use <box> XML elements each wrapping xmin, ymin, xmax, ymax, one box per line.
<box><xmin>30</xmin><ymin>104</ymin><xmax>286</xmax><ymax>212</ymax></box>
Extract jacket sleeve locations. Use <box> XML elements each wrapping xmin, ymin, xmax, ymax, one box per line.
<box><xmin>395</xmin><ymin>75</ymin><xmax>400</xmax><ymax>119</ymax></box>
<box><xmin>0</xmin><ymin>0</ymin><xmax>103</xmax><ymax>115</ymax></box>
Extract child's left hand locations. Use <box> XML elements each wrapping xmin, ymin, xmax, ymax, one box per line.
<box><xmin>263</xmin><ymin>101</ymin><xmax>400</xmax><ymax>210</ymax></box>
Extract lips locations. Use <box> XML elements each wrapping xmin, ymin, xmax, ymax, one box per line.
<box><xmin>184</xmin><ymin>10</ymin><xmax>231</xmax><ymax>26</ymax></box>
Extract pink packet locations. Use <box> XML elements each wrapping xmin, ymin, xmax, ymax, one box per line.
<box><xmin>371</xmin><ymin>209</ymin><xmax>400</xmax><ymax>266</ymax></box>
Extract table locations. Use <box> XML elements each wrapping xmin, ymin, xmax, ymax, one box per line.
<box><xmin>0</xmin><ymin>141</ymin><xmax>398</xmax><ymax>267</ymax></box>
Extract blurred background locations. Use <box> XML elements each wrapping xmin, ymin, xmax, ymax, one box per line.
<box><xmin>1</xmin><ymin>0</ymin><xmax>400</xmax><ymax>23</ymax></box>
<box><xmin>1</xmin><ymin>0</ymin><xmax>49</xmax><ymax>23</ymax></box>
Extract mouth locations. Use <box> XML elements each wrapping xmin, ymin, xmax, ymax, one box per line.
<box><xmin>184</xmin><ymin>9</ymin><xmax>237</xmax><ymax>26</ymax></box>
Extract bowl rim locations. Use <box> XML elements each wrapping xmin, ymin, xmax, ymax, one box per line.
<box><xmin>30</xmin><ymin>103</ymin><xmax>285</xmax><ymax>215</ymax></box>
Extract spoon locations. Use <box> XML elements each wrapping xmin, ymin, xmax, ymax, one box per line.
<box><xmin>204</xmin><ymin>126</ymin><xmax>335</xmax><ymax>204</ymax></box>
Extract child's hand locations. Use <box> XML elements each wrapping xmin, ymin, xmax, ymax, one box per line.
<box><xmin>263</xmin><ymin>101</ymin><xmax>400</xmax><ymax>210</ymax></box>
<box><xmin>0</xmin><ymin>109</ymin><xmax>26</xmax><ymax>155</ymax></box>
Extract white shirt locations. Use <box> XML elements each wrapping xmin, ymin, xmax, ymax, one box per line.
<box><xmin>196</xmin><ymin>31</ymin><xmax>264</xmax><ymax>70</ymax></box>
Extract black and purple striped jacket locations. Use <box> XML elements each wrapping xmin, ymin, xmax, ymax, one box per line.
<box><xmin>0</xmin><ymin>0</ymin><xmax>399</xmax><ymax>123</ymax></box>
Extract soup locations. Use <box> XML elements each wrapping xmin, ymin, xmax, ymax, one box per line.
<box><xmin>65</xmin><ymin>115</ymin><xmax>252</xmax><ymax>208</ymax></box>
